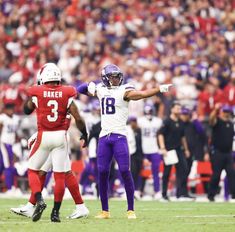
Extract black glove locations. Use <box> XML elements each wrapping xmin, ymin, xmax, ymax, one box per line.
<box><xmin>80</xmin><ymin>133</ymin><xmax>88</xmax><ymax>148</ymax></box>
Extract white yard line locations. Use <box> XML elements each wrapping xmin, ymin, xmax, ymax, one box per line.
<box><xmin>0</xmin><ymin>221</ymin><xmax>30</xmax><ymax>224</ymax></box>
<box><xmin>183</xmin><ymin>222</ymin><xmax>235</xmax><ymax>225</ymax></box>
<box><xmin>175</xmin><ymin>215</ymin><xmax>234</xmax><ymax>218</ymax></box>
<box><xmin>141</xmin><ymin>208</ymin><xmax>194</xmax><ymax>211</ymax></box>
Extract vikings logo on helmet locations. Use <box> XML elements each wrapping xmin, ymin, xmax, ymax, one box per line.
<box><xmin>101</xmin><ymin>64</ymin><xmax>123</xmax><ymax>87</ymax></box>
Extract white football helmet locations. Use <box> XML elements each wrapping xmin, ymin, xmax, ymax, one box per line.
<box><xmin>39</xmin><ymin>63</ymin><xmax>61</xmax><ymax>84</ymax></box>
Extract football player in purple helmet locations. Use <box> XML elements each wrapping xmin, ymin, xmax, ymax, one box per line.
<box><xmin>77</xmin><ymin>64</ymin><xmax>173</xmax><ymax>219</ymax></box>
<box><xmin>101</xmin><ymin>64</ymin><xmax>123</xmax><ymax>87</ymax></box>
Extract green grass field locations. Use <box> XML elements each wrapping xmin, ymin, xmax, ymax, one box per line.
<box><xmin>0</xmin><ymin>199</ymin><xmax>235</xmax><ymax>232</ymax></box>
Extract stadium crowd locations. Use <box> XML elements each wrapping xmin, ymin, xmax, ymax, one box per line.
<box><xmin>0</xmin><ymin>0</ymin><xmax>235</xmax><ymax>201</ymax></box>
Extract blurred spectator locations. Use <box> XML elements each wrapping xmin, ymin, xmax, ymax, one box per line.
<box><xmin>0</xmin><ymin>103</ymin><xmax>20</xmax><ymax>195</ymax></box>
<box><xmin>223</xmin><ymin>67</ymin><xmax>235</xmax><ymax>106</ymax></box>
<box><xmin>197</xmin><ymin>81</ymin><xmax>223</xmax><ymax>121</ymax></box>
<box><xmin>0</xmin><ymin>72</ymin><xmax>26</xmax><ymax>113</ymax></box>
<box><xmin>0</xmin><ymin>0</ymin><xmax>233</xmax><ymax>118</ymax></box>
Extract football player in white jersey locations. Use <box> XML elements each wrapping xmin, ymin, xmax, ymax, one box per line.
<box><xmin>77</xmin><ymin>64</ymin><xmax>172</xmax><ymax>219</ymax></box>
<box><xmin>0</xmin><ymin>103</ymin><xmax>20</xmax><ymax>194</ymax></box>
<box><xmin>138</xmin><ymin>104</ymin><xmax>163</xmax><ymax>200</ymax></box>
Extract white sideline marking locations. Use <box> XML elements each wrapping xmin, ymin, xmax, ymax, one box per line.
<box><xmin>0</xmin><ymin>221</ymin><xmax>30</xmax><ymax>224</ymax></box>
<box><xmin>0</xmin><ymin>219</ymin><xmax>49</xmax><ymax>224</ymax></box>
<box><xmin>141</xmin><ymin>208</ymin><xmax>194</xmax><ymax>211</ymax></box>
<box><xmin>176</xmin><ymin>215</ymin><xmax>234</xmax><ymax>218</ymax></box>
<box><xmin>183</xmin><ymin>222</ymin><xmax>235</xmax><ymax>225</ymax></box>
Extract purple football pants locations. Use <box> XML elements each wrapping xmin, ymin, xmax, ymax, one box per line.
<box><xmin>0</xmin><ymin>143</ymin><xmax>15</xmax><ymax>190</ymax></box>
<box><xmin>97</xmin><ymin>133</ymin><xmax>134</xmax><ymax>211</ymax></box>
<box><xmin>145</xmin><ymin>153</ymin><xmax>162</xmax><ymax>193</ymax></box>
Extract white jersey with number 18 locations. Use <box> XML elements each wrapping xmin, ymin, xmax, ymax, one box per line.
<box><xmin>96</xmin><ymin>83</ymin><xmax>135</xmax><ymax>137</ymax></box>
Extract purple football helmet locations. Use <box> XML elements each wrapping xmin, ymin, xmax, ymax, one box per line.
<box><xmin>144</xmin><ymin>104</ymin><xmax>154</xmax><ymax>115</ymax></box>
<box><xmin>101</xmin><ymin>64</ymin><xmax>123</xmax><ymax>87</ymax></box>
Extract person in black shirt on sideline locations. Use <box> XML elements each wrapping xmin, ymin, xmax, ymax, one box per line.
<box><xmin>208</xmin><ymin>104</ymin><xmax>235</xmax><ymax>202</ymax></box>
<box><xmin>158</xmin><ymin>103</ymin><xmax>194</xmax><ymax>201</ymax></box>
<box><xmin>180</xmin><ymin>107</ymin><xmax>210</xmax><ymax>194</ymax></box>
<box><xmin>180</xmin><ymin>107</ymin><xmax>209</xmax><ymax>175</ymax></box>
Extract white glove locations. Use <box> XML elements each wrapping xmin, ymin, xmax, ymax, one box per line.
<box><xmin>159</xmin><ymin>84</ymin><xmax>173</xmax><ymax>93</ymax></box>
<box><xmin>88</xmin><ymin>82</ymin><xmax>96</xmax><ymax>96</ymax></box>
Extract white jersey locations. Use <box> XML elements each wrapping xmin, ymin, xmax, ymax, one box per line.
<box><xmin>96</xmin><ymin>83</ymin><xmax>135</xmax><ymax>137</ymax></box>
<box><xmin>0</xmin><ymin>113</ymin><xmax>19</xmax><ymax>145</ymax></box>
<box><xmin>138</xmin><ymin>116</ymin><xmax>162</xmax><ymax>154</ymax></box>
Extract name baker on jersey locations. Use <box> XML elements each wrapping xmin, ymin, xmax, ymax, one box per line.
<box><xmin>43</xmin><ymin>91</ymin><xmax>63</xmax><ymax>98</ymax></box>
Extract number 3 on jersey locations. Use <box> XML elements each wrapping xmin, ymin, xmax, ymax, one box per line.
<box><xmin>47</xmin><ymin>100</ymin><xmax>58</xmax><ymax>122</ymax></box>
<box><xmin>101</xmin><ymin>97</ymin><xmax>115</xmax><ymax>115</ymax></box>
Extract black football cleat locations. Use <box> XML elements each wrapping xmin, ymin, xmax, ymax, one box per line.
<box><xmin>32</xmin><ymin>200</ymin><xmax>47</xmax><ymax>222</ymax></box>
<box><xmin>51</xmin><ymin>209</ymin><xmax>61</xmax><ymax>223</ymax></box>
<box><xmin>208</xmin><ymin>196</ymin><xmax>215</xmax><ymax>202</ymax></box>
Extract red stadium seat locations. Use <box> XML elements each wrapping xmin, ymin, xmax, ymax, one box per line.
<box><xmin>197</xmin><ymin>161</ymin><xmax>212</xmax><ymax>179</ymax></box>
<box><xmin>192</xmin><ymin>161</ymin><xmax>212</xmax><ymax>194</ymax></box>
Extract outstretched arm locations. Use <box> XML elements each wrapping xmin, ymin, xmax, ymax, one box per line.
<box><xmin>68</xmin><ymin>101</ymin><xmax>88</xmax><ymax>148</ymax></box>
<box><xmin>77</xmin><ymin>82</ymin><xmax>97</xmax><ymax>97</ymax></box>
<box><xmin>124</xmin><ymin>84</ymin><xmax>173</xmax><ymax>101</ymax></box>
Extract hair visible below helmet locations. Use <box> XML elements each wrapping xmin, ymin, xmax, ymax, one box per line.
<box><xmin>40</xmin><ymin>63</ymin><xmax>61</xmax><ymax>84</ymax></box>
<box><xmin>101</xmin><ymin>64</ymin><xmax>123</xmax><ymax>87</ymax></box>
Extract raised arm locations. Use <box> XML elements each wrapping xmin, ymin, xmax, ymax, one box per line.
<box><xmin>209</xmin><ymin>103</ymin><xmax>220</xmax><ymax>126</ymax></box>
<box><xmin>68</xmin><ymin>101</ymin><xmax>88</xmax><ymax>147</ymax></box>
<box><xmin>124</xmin><ymin>84</ymin><xmax>173</xmax><ymax>101</ymax></box>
